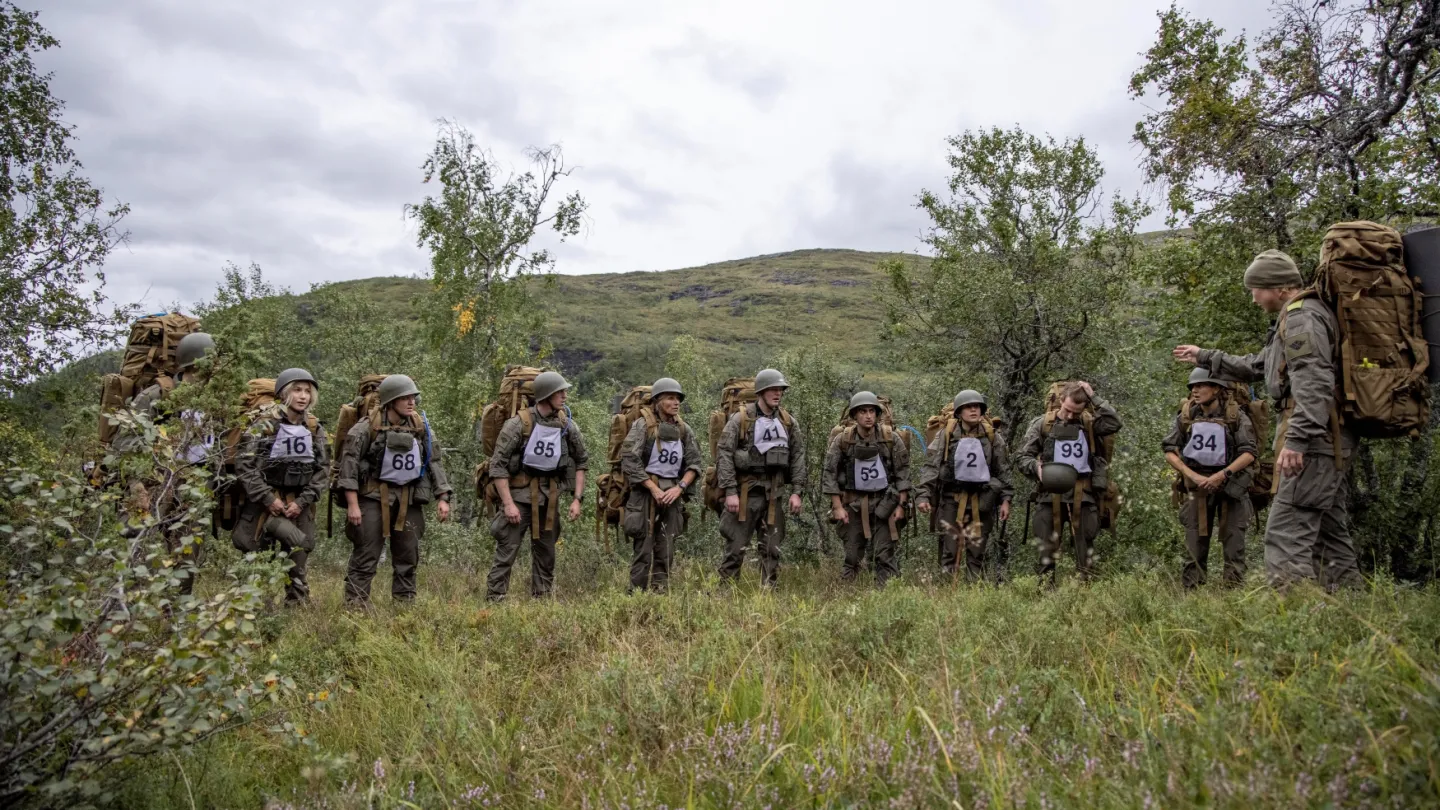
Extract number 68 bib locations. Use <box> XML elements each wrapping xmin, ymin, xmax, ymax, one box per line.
<box><xmin>380</xmin><ymin>438</ymin><xmax>423</xmax><ymax>484</ymax></box>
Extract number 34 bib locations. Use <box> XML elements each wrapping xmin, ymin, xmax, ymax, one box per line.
<box><xmin>1182</xmin><ymin>422</ymin><xmax>1227</xmax><ymax>468</ymax></box>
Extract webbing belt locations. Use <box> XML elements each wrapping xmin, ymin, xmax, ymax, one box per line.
<box><xmin>1051</xmin><ymin>477</ymin><xmax>1088</xmax><ymax>536</ymax></box>
<box><xmin>378</xmin><ymin>483</ymin><xmax>411</xmax><ymax>540</ymax></box>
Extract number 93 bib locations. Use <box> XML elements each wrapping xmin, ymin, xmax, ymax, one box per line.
<box><xmin>1051</xmin><ymin>429</ymin><xmax>1091</xmax><ymax>474</ymax></box>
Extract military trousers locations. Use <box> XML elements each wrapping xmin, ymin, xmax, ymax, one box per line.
<box><xmin>1265</xmin><ymin>453</ymin><xmax>1361</xmax><ymax>590</ymax></box>
<box><xmin>718</xmin><ymin>487</ymin><xmax>786</xmax><ymax>586</ymax></box>
<box><xmin>625</xmin><ymin>490</ymin><xmax>683</xmax><ymax>592</ymax></box>
<box><xmin>1032</xmin><ymin>496</ymin><xmax>1099</xmax><ymax>582</ymax></box>
<box><xmin>232</xmin><ymin>498</ymin><xmax>314</xmax><ymax>603</ymax></box>
<box><xmin>487</xmin><ymin>498</ymin><xmax>560</xmax><ymax>601</ymax></box>
<box><xmin>1178</xmin><ymin>489</ymin><xmax>1250</xmax><ymax>588</ymax></box>
<box><xmin>344</xmin><ymin>497</ymin><xmax>425</xmax><ymax>603</ymax></box>
<box><xmin>935</xmin><ymin>489</ymin><xmax>998</xmax><ymax>582</ymax></box>
<box><xmin>837</xmin><ymin>497</ymin><xmax>898</xmax><ymax>586</ymax></box>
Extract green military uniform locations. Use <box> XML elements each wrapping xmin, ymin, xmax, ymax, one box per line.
<box><xmin>715</xmin><ymin>399</ymin><xmax>808</xmax><ymax>587</ymax></box>
<box><xmin>1014</xmin><ymin>395</ymin><xmax>1122</xmax><ymax>582</ymax></box>
<box><xmin>1161</xmin><ymin>389</ymin><xmax>1258</xmax><ymax>588</ymax></box>
<box><xmin>336</xmin><ymin>406</ymin><xmax>452</xmax><ymax>603</ymax></box>
<box><xmin>231</xmin><ymin>402</ymin><xmax>330</xmax><ymax>604</ymax></box>
<box><xmin>821</xmin><ymin>421</ymin><xmax>910</xmax><ymax>586</ymax></box>
<box><xmin>1197</xmin><ymin>296</ymin><xmax>1361</xmax><ymax>589</ymax></box>
<box><xmin>485</xmin><ymin>405</ymin><xmax>588</xmax><ymax>600</ymax></box>
<box><xmin>916</xmin><ymin>415</ymin><xmax>1013</xmax><ymax>582</ymax></box>
<box><xmin>619</xmin><ymin>400</ymin><xmax>704</xmax><ymax>592</ymax></box>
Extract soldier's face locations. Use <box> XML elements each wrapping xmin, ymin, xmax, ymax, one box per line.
<box><xmin>285</xmin><ymin>382</ymin><xmax>314</xmax><ymax>413</ymax></box>
<box><xmin>656</xmin><ymin>393</ymin><xmax>680</xmax><ymax>417</ymax></box>
<box><xmin>760</xmin><ymin>388</ymin><xmax>783</xmax><ymax>409</ymax></box>
<box><xmin>1059</xmin><ymin>396</ymin><xmax>1085</xmax><ymax>419</ymax></box>
<box><xmin>1250</xmin><ymin>287</ymin><xmax>1287</xmax><ymax>313</ymax></box>
<box><xmin>1191</xmin><ymin>383</ymin><xmax>1219</xmax><ymax>405</ymax></box>
<box><xmin>546</xmin><ymin>390</ymin><xmax>568</xmax><ymax>410</ymax></box>
<box><xmin>853</xmin><ymin>406</ymin><xmax>877</xmax><ymax>428</ymax></box>
<box><xmin>959</xmin><ymin>405</ymin><xmax>983</xmax><ymax>425</ymax></box>
<box><xmin>391</xmin><ymin>395</ymin><xmax>418</xmax><ymax>417</ymax></box>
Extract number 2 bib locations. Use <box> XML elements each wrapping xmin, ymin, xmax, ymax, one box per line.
<box><xmin>178</xmin><ymin>409</ymin><xmax>215</xmax><ymax>464</ymax></box>
<box><xmin>269</xmin><ymin>422</ymin><xmax>314</xmax><ymax>461</ymax></box>
<box><xmin>646</xmin><ymin>439</ymin><xmax>683</xmax><ymax>478</ymax></box>
<box><xmin>380</xmin><ymin>437</ymin><xmax>423</xmax><ymax>484</ymax></box>
<box><xmin>952</xmin><ymin>437</ymin><xmax>990</xmax><ymax>483</ymax></box>
<box><xmin>1051</xmin><ymin>429</ymin><xmax>1091</xmax><ymax>474</ymax></box>
<box><xmin>1182</xmin><ymin>422</ymin><xmax>1227</xmax><ymax>468</ymax></box>
<box><xmin>522</xmin><ymin>424</ymin><xmax>564</xmax><ymax>472</ymax></box>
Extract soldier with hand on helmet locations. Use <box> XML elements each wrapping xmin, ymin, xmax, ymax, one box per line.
<box><xmin>231</xmin><ymin>368</ymin><xmax>329</xmax><ymax>604</ymax></box>
<box><xmin>336</xmin><ymin>374</ymin><xmax>452</xmax><ymax>605</ymax></box>
<box><xmin>620</xmin><ymin>377</ymin><xmax>704</xmax><ymax>593</ymax></box>
<box><xmin>1162</xmin><ymin>368</ymin><xmax>1257</xmax><ymax>589</ymax></box>
<box><xmin>485</xmin><ymin>371</ymin><xmax>588</xmax><ymax>601</ymax></box>
<box><xmin>715</xmin><ymin>368</ymin><xmax>807</xmax><ymax>589</ymax></box>
<box><xmin>822</xmin><ymin>391</ymin><xmax>910</xmax><ymax>587</ymax></box>
<box><xmin>916</xmin><ymin>390</ymin><xmax>1013</xmax><ymax>583</ymax></box>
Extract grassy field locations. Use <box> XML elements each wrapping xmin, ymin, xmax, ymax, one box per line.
<box><xmin>113</xmin><ymin>524</ymin><xmax>1440</xmax><ymax>810</ymax></box>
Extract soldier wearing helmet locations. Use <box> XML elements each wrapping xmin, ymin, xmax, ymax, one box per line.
<box><xmin>231</xmin><ymin>368</ymin><xmax>330</xmax><ymax>604</ymax></box>
<box><xmin>1014</xmin><ymin>381</ymin><xmax>1123</xmax><ymax>586</ymax></box>
<box><xmin>335</xmin><ymin>374</ymin><xmax>452</xmax><ymax>605</ymax></box>
<box><xmin>821</xmin><ymin>391</ymin><xmax>911</xmax><ymax>587</ymax></box>
<box><xmin>485</xmin><ymin>370</ymin><xmax>589</xmax><ymax>601</ymax></box>
<box><xmin>1161</xmin><ymin>367</ymin><xmax>1258</xmax><ymax>588</ymax></box>
<box><xmin>618</xmin><ymin>377</ymin><xmax>705</xmax><ymax>592</ymax></box>
<box><xmin>714</xmin><ymin>368</ymin><xmax>808</xmax><ymax>588</ymax></box>
<box><xmin>112</xmin><ymin>331</ymin><xmax>220</xmax><ymax>596</ymax></box>
<box><xmin>916</xmin><ymin>390</ymin><xmax>1013</xmax><ymax>583</ymax></box>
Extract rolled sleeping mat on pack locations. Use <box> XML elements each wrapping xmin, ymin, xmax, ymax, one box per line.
<box><xmin>1403</xmin><ymin>226</ymin><xmax>1440</xmax><ymax>384</ymax></box>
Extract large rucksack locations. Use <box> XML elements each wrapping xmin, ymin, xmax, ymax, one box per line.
<box><xmin>98</xmin><ymin>312</ymin><xmax>203</xmax><ymax>446</ymax></box>
<box><xmin>331</xmin><ymin>375</ymin><xmax>388</xmax><ymax>478</ymax></box>
<box><xmin>1171</xmin><ymin>383</ymin><xmax>1274</xmax><ymax>511</ymax></box>
<box><xmin>1307</xmin><ymin>221</ymin><xmax>1431</xmax><ymax>438</ymax></box>
<box><xmin>595</xmin><ymin>385</ymin><xmax>653</xmax><ymax>545</ymax></box>
<box><xmin>1039</xmin><ymin>381</ymin><xmax>1123</xmax><ymax>532</ymax></box>
<box><xmin>700</xmin><ymin>377</ymin><xmax>757</xmax><ymax>514</ymax></box>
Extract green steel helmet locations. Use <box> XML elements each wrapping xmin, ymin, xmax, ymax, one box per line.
<box><xmin>532</xmin><ymin>370</ymin><xmax>572</xmax><ymax>403</ymax></box>
<box><xmin>952</xmin><ymin>389</ymin><xmax>987</xmax><ymax>415</ymax></box>
<box><xmin>175</xmin><ymin>332</ymin><xmax>216</xmax><ymax>371</ymax></box>
<box><xmin>848</xmin><ymin>390</ymin><xmax>882</xmax><ymax>417</ymax></box>
<box><xmin>378</xmin><ymin>374</ymin><xmax>421</xmax><ymax>407</ymax></box>
<box><xmin>274</xmin><ymin>368</ymin><xmax>319</xmax><ymax>397</ymax></box>
<box><xmin>1187</xmin><ymin>367</ymin><xmax>1222</xmax><ymax>388</ymax></box>
<box><xmin>649</xmin><ymin>377</ymin><xmax>685</xmax><ymax>402</ymax></box>
<box><xmin>754</xmin><ymin>368</ymin><xmax>789</xmax><ymax>394</ymax></box>
<box><xmin>1040</xmin><ymin>462</ymin><xmax>1078</xmax><ymax>494</ymax></box>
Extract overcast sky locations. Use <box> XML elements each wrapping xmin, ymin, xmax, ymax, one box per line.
<box><xmin>35</xmin><ymin>0</ymin><xmax>1270</xmax><ymax>312</ymax></box>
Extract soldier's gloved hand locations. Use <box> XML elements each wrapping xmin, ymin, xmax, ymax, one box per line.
<box><xmin>504</xmin><ymin>502</ymin><xmax>522</xmax><ymax>524</ymax></box>
<box><xmin>347</xmin><ymin>504</ymin><xmax>362</xmax><ymax>527</ymax></box>
<box><xmin>831</xmin><ymin>505</ymin><xmax>849</xmax><ymax>524</ymax></box>
<box><xmin>917</xmin><ymin>501</ymin><xmax>932</xmax><ymax>515</ymax></box>
<box><xmin>724</xmin><ymin>494</ymin><xmax>740</xmax><ymax>514</ymax></box>
<box><xmin>568</xmin><ymin>498</ymin><xmax>582</xmax><ymax>521</ymax></box>
<box><xmin>1276</xmin><ymin>447</ymin><xmax>1305</xmax><ymax>477</ymax></box>
<box><xmin>1173</xmin><ymin>345</ymin><xmax>1201</xmax><ymax>365</ymax></box>
<box><xmin>788</xmin><ymin>494</ymin><xmax>803</xmax><ymax>516</ymax></box>
<box><xmin>437</xmin><ymin>500</ymin><xmax>451</xmax><ymax>523</ymax></box>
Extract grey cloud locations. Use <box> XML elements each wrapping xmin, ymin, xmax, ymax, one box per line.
<box><xmin>655</xmin><ymin>29</ymin><xmax>789</xmax><ymax>108</ymax></box>
<box><xmin>788</xmin><ymin>155</ymin><xmax>933</xmax><ymax>254</ymax></box>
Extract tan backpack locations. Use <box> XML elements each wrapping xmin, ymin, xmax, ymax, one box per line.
<box><xmin>98</xmin><ymin>312</ymin><xmax>203</xmax><ymax>445</ymax></box>
<box><xmin>700</xmin><ymin>377</ymin><xmax>758</xmax><ymax>514</ymax></box>
<box><xmin>1306</xmin><ymin>221</ymin><xmax>1431</xmax><ymax>438</ymax></box>
<box><xmin>471</xmin><ymin>365</ymin><xmax>551</xmax><ymax>514</ymax></box>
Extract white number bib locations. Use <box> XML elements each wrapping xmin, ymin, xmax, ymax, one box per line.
<box><xmin>269</xmin><ymin>422</ymin><xmax>314</xmax><ymax>461</ymax></box>
<box><xmin>952</xmin><ymin>437</ymin><xmax>990</xmax><ymax>483</ymax></box>
<box><xmin>1183</xmin><ymin>422</ymin><xmax>1227</xmax><ymax>468</ymax></box>
<box><xmin>1052</xmin><ymin>429</ymin><xmax>1091</xmax><ymax>474</ymax></box>
<box><xmin>753</xmin><ymin>415</ymin><xmax>788</xmax><ymax>454</ymax></box>
<box><xmin>380</xmin><ymin>437</ymin><xmax>423</xmax><ymax>484</ymax></box>
<box><xmin>852</xmin><ymin>455</ymin><xmax>888</xmax><ymax>492</ymax></box>
<box><xmin>178</xmin><ymin>409</ymin><xmax>215</xmax><ymax>464</ymax></box>
<box><xmin>522</xmin><ymin>424</ymin><xmax>563</xmax><ymax>471</ymax></box>
<box><xmin>646</xmin><ymin>439</ymin><xmax>683</xmax><ymax>478</ymax></box>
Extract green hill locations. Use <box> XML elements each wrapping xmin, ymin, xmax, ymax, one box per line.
<box><xmin>328</xmin><ymin>248</ymin><xmax>924</xmax><ymax>385</ymax></box>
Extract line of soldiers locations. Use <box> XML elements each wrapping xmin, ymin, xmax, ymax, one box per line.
<box><xmin>120</xmin><ymin>247</ymin><xmax>1362</xmax><ymax>600</ymax></box>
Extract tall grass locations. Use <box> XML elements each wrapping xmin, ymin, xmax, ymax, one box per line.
<box><xmin>115</xmin><ymin>525</ymin><xmax>1439</xmax><ymax>809</ymax></box>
